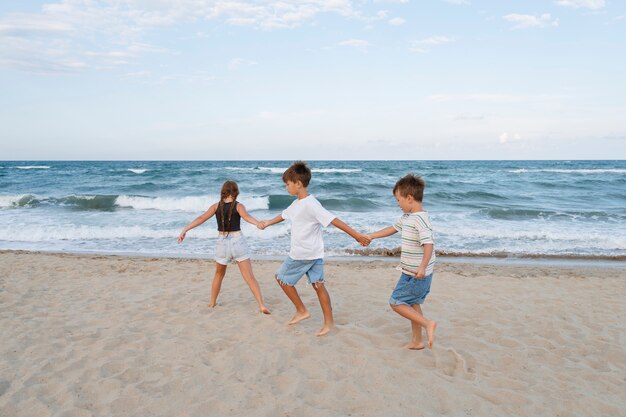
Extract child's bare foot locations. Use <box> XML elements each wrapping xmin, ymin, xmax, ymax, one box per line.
<box><xmin>316</xmin><ymin>323</ymin><xmax>333</xmax><ymax>337</ymax></box>
<box><xmin>426</xmin><ymin>321</ymin><xmax>437</xmax><ymax>349</ymax></box>
<box><xmin>207</xmin><ymin>302</ymin><xmax>217</xmax><ymax>308</ymax></box>
<box><xmin>260</xmin><ymin>306</ymin><xmax>271</xmax><ymax>315</ymax></box>
<box><xmin>403</xmin><ymin>341</ymin><xmax>425</xmax><ymax>350</ymax></box>
<box><xmin>288</xmin><ymin>311</ymin><xmax>310</xmax><ymax>325</ymax></box>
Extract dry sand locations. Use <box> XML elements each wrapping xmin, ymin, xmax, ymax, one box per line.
<box><xmin>1</xmin><ymin>251</ymin><xmax>624</xmax><ymax>417</ymax></box>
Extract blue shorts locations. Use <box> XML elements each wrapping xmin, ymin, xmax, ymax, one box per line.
<box><xmin>215</xmin><ymin>233</ymin><xmax>249</xmax><ymax>265</ymax></box>
<box><xmin>276</xmin><ymin>257</ymin><xmax>325</xmax><ymax>286</ymax></box>
<box><xmin>389</xmin><ymin>273</ymin><xmax>432</xmax><ymax>306</ymax></box>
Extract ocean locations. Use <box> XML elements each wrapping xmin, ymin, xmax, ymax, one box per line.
<box><xmin>1</xmin><ymin>160</ymin><xmax>625</xmax><ymax>261</ymax></box>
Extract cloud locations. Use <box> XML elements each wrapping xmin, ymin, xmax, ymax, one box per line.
<box><xmin>0</xmin><ymin>15</ymin><xmax>74</xmax><ymax>34</ymax></box>
<box><xmin>0</xmin><ymin>56</ymin><xmax>88</xmax><ymax>73</ymax></box>
<box><xmin>366</xmin><ymin>139</ymin><xmax>411</xmax><ymax>148</ymax></box>
<box><xmin>503</xmin><ymin>13</ymin><xmax>559</xmax><ymax>30</ymax></box>
<box><xmin>554</xmin><ymin>0</ymin><xmax>605</xmax><ymax>10</ymax></box>
<box><xmin>444</xmin><ymin>0</ymin><xmax>471</xmax><ymax>5</ymax></box>
<box><xmin>376</xmin><ymin>10</ymin><xmax>390</xmax><ymax>19</ymax></box>
<box><xmin>124</xmin><ymin>71</ymin><xmax>151</xmax><ymax>78</ymax></box>
<box><xmin>429</xmin><ymin>93</ymin><xmax>565</xmax><ymax>103</ymax></box>
<box><xmin>339</xmin><ymin>39</ymin><xmax>370</xmax><ymax>50</ymax></box>
<box><xmin>454</xmin><ymin>114</ymin><xmax>485</xmax><ymax>121</ymax></box>
<box><xmin>499</xmin><ymin>132</ymin><xmax>522</xmax><ymax>144</ymax></box>
<box><xmin>409</xmin><ymin>35</ymin><xmax>452</xmax><ymax>53</ymax></box>
<box><xmin>212</xmin><ymin>1</ymin><xmax>356</xmax><ymax>29</ymax></box>
<box><xmin>228</xmin><ymin>58</ymin><xmax>257</xmax><ymax>70</ymax></box>
<box><xmin>0</xmin><ymin>0</ymin><xmax>360</xmax><ymax>73</ymax></box>
<box><xmin>412</xmin><ymin>36</ymin><xmax>453</xmax><ymax>46</ymax></box>
<box><xmin>601</xmin><ymin>134</ymin><xmax>626</xmax><ymax>141</ymax></box>
<box><xmin>388</xmin><ymin>17</ymin><xmax>406</xmax><ymax>26</ymax></box>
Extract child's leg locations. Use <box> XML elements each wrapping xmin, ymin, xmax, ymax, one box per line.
<box><xmin>276</xmin><ymin>276</ymin><xmax>311</xmax><ymax>324</ymax></box>
<box><xmin>209</xmin><ymin>263</ymin><xmax>227</xmax><ymax>307</ymax></box>
<box><xmin>391</xmin><ymin>304</ymin><xmax>437</xmax><ymax>348</ymax></box>
<box><xmin>236</xmin><ymin>259</ymin><xmax>270</xmax><ymax>314</ymax></box>
<box><xmin>312</xmin><ymin>282</ymin><xmax>334</xmax><ymax>337</ymax></box>
<box><xmin>405</xmin><ymin>304</ymin><xmax>425</xmax><ymax>350</ymax></box>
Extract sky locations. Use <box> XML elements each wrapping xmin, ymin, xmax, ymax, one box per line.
<box><xmin>1</xmin><ymin>0</ymin><xmax>625</xmax><ymax>160</ymax></box>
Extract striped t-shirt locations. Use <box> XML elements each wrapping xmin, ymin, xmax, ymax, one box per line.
<box><xmin>393</xmin><ymin>211</ymin><xmax>435</xmax><ymax>275</ymax></box>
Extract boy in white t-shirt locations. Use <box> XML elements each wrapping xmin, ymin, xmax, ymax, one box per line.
<box><xmin>259</xmin><ymin>161</ymin><xmax>370</xmax><ymax>336</ymax></box>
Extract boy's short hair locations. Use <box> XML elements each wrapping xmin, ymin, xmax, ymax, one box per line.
<box><xmin>282</xmin><ymin>161</ymin><xmax>311</xmax><ymax>187</ymax></box>
<box><xmin>393</xmin><ymin>174</ymin><xmax>425</xmax><ymax>202</ymax></box>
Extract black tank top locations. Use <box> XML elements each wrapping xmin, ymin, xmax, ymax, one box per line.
<box><xmin>216</xmin><ymin>201</ymin><xmax>241</xmax><ymax>232</ymax></box>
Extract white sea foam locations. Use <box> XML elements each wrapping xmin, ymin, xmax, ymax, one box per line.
<box><xmin>240</xmin><ymin>196</ymin><xmax>270</xmax><ymax>211</ymax></box>
<box><xmin>256</xmin><ymin>167</ymin><xmax>287</xmax><ymax>173</ymax></box>
<box><xmin>0</xmin><ymin>223</ymin><xmax>289</xmax><ymax>242</ymax></box>
<box><xmin>509</xmin><ymin>168</ymin><xmax>626</xmax><ymax>174</ymax></box>
<box><xmin>15</xmin><ymin>166</ymin><xmax>50</xmax><ymax>169</ymax></box>
<box><xmin>239</xmin><ymin>223</ymin><xmax>290</xmax><ymax>239</ymax></box>
<box><xmin>0</xmin><ymin>226</ymin><xmax>182</xmax><ymax>241</ymax></box>
<box><xmin>223</xmin><ymin>167</ymin><xmax>285</xmax><ymax>173</ymax></box>
<box><xmin>437</xmin><ymin>224</ymin><xmax>578</xmax><ymax>240</ymax></box>
<box><xmin>115</xmin><ymin>195</ymin><xmax>216</xmax><ymax>212</ymax></box>
<box><xmin>313</xmin><ymin>168</ymin><xmax>362</xmax><ymax>173</ymax></box>
<box><xmin>0</xmin><ymin>195</ymin><xmax>27</xmax><ymax>207</ymax></box>
<box><xmin>225</xmin><ymin>167</ymin><xmax>362</xmax><ymax>174</ymax></box>
<box><xmin>435</xmin><ymin>224</ymin><xmax>626</xmax><ymax>250</ymax></box>
<box><xmin>128</xmin><ymin>168</ymin><xmax>148</xmax><ymax>174</ymax></box>
<box><xmin>114</xmin><ymin>195</ymin><xmax>270</xmax><ymax>212</ymax></box>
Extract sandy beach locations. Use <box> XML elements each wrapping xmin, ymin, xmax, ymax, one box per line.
<box><xmin>0</xmin><ymin>251</ymin><xmax>624</xmax><ymax>417</ymax></box>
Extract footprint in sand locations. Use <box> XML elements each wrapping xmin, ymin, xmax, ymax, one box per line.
<box><xmin>433</xmin><ymin>347</ymin><xmax>476</xmax><ymax>380</ymax></box>
<box><xmin>100</xmin><ymin>360</ymin><xmax>126</xmax><ymax>378</ymax></box>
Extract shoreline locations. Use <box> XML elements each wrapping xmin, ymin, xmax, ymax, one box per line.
<box><xmin>2</xmin><ymin>248</ymin><xmax>625</xmax><ymax>269</ymax></box>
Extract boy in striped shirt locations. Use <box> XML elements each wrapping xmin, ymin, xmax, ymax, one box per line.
<box><xmin>367</xmin><ymin>174</ymin><xmax>437</xmax><ymax>349</ymax></box>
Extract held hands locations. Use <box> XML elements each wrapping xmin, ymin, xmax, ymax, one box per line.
<box><xmin>356</xmin><ymin>233</ymin><xmax>371</xmax><ymax>247</ymax></box>
<box><xmin>257</xmin><ymin>220</ymin><xmax>267</xmax><ymax>230</ymax></box>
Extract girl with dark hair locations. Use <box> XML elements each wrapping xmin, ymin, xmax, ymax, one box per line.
<box><xmin>178</xmin><ymin>181</ymin><xmax>270</xmax><ymax>314</ymax></box>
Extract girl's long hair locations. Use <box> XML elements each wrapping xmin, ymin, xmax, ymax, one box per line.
<box><xmin>218</xmin><ymin>181</ymin><xmax>239</xmax><ymax>232</ymax></box>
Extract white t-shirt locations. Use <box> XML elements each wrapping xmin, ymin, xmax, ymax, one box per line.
<box><xmin>282</xmin><ymin>195</ymin><xmax>336</xmax><ymax>260</ymax></box>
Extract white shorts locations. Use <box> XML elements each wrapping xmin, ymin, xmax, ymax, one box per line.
<box><xmin>215</xmin><ymin>232</ymin><xmax>250</xmax><ymax>265</ymax></box>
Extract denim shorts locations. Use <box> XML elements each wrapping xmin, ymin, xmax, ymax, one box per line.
<box><xmin>389</xmin><ymin>273</ymin><xmax>433</xmax><ymax>306</ymax></box>
<box><xmin>276</xmin><ymin>257</ymin><xmax>325</xmax><ymax>286</ymax></box>
<box><xmin>215</xmin><ymin>233</ymin><xmax>250</xmax><ymax>265</ymax></box>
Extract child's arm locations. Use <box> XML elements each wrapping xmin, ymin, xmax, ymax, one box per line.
<box><xmin>366</xmin><ymin>226</ymin><xmax>398</xmax><ymax>240</ymax></box>
<box><xmin>236</xmin><ymin>203</ymin><xmax>260</xmax><ymax>227</ymax></box>
<box><xmin>178</xmin><ymin>203</ymin><xmax>218</xmax><ymax>243</ymax></box>
<box><xmin>415</xmin><ymin>244</ymin><xmax>433</xmax><ymax>279</ymax></box>
<box><xmin>258</xmin><ymin>214</ymin><xmax>284</xmax><ymax>230</ymax></box>
<box><xmin>330</xmin><ymin>218</ymin><xmax>371</xmax><ymax>246</ymax></box>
